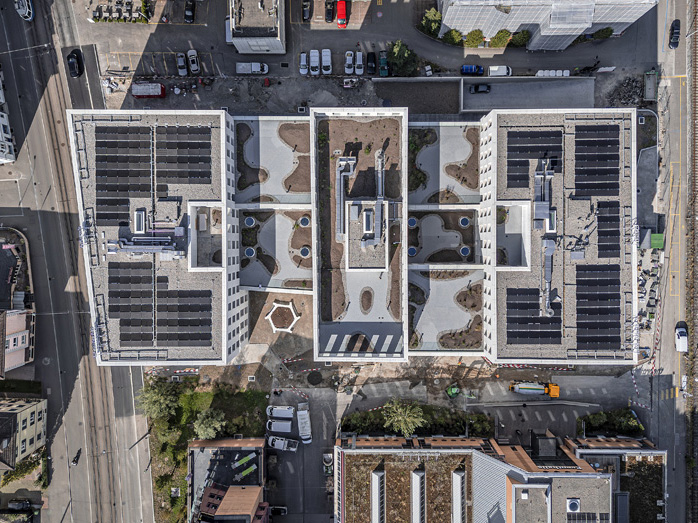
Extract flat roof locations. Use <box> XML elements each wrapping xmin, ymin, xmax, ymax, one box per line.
<box><xmin>68</xmin><ymin>111</ymin><xmax>226</xmax><ymax>364</ymax></box>
<box><xmin>489</xmin><ymin>110</ymin><xmax>637</xmax><ymax>363</ymax></box>
<box><xmin>229</xmin><ymin>0</ymin><xmax>279</xmax><ymax>37</ymax></box>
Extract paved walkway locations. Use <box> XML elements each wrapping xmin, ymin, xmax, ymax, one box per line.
<box><xmin>410</xmin><ymin>214</ymin><xmax>465</xmax><ymax>263</ymax></box>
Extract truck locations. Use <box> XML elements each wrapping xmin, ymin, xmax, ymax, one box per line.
<box><xmin>488</xmin><ymin>65</ymin><xmax>512</xmax><ymax>77</ymax></box>
<box><xmin>297</xmin><ymin>401</ymin><xmax>312</xmax><ymax>444</ymax></box>
<box><xmin>236</xmin><ymin>62</ymin><xmax>269</xmax><ymax>75</ymax></box>
<box><xmin>130</xmin><ymin>82</ymin><xmax>166</xmax><ymax>99</ymax></box>
<box><xmin>676</xmin><ymin>326</ymin><xmax>688</xmax><ymax>352</ymax></box>
<box><xmin>509</xmin><ymin>381</ymin><xmax>560</xmax><ymax>398</ymax></box>
<box><xmin>267</xmin><ymin>435</ymin><xmax>299</xmax><ymax>452</ymax></box>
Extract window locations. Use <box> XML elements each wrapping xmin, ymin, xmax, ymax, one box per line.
<box><xmin>20</xmin><ymin>334</ymin><xmax>26</xmax><ymax>345</ymax></box>
<box><xmin>37</xmin><ymin>410</ymin><xmax>42</xmax><ymax>422</ymax></box>
<box><xmin>12</xmin><ymin>337</ymin><xmax>17</xmax><ymax>347</ymax></box>
<box><xmin>4</xmin><ymin>340</ymin><xmax>7</xmax><ymax>350</ymax></box>
<box><xmin>29</xmin><ymin>437</ymin><xmax>33</xmax><ymax>447</ymax></box>
<box><xmin>29</xmin><ymin>412</ymin><xmax>34</xmax><ymax>426</ymax></box>
<box><xmin>20</xmin><ymin>439</ymin><xmax>25</xmax><ymax>453</ymax></box>
<box><xmin>21</xmin><ymin>419</ymin><xmax>26</xmax><ymax>430</ymax></box>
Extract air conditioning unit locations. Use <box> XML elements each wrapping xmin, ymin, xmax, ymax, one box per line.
<box><xmin>567</xmin><ymin>499</ymin><xmax>581</xmax><ymax>513</ymax></box>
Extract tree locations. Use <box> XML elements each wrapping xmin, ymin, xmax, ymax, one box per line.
<box><xmin>193</xmin><ymin>408</ymin><xmax>227</xmax><ymax>440</ymax></box>
<box><xmin>137</xmin><ymin>379</ymin><xmax>180</xmax><ymax>420</ymax></box>
<box><xmin>419</xmin><ymin>8</ymin><xmax>442</xmax><ymax>38</ymax></box>
<box><xmin>464</xmin><ymin>29</ymin><xmax>484</xmax><ymax>48</ymax></box>
<box><xmin>510</xmin><ymin>30</ymin><xmax>531</xmax><ymax>47</ymax></box>
<box><xmin>592</xmin><ymin>27</ymin><xmax>613</xmax><ymax>40</ymax></box>
<box><xmin>382</xmin><ymin>399</ymin><xmax>425</xmax><ymax>438</ymax></box>
<box><xmin>489</xmin><ymin>29</ymin><xmax>511</xmax><ymax>48</ymax></box>
<box><xmin>441</xmin><ymin>29</ymin><xmax>463</xmax><ymax>46</ymax></box>
<box><xmin>387</xmin><ymin>40</ymin><xmax>418</xmax><ymax>77</ymax></box>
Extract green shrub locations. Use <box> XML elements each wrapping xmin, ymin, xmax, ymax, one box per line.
<box><xmin>510</xmin><ymin>30</ymin><xmax>531</xmax><ymax>47</ymax></box>
<box><xmin>489</xmin><ymin>29</ymin><xmax>511</xmax><ymax>47</ymax></box>
<box><xmin>419</xmin><ymin>8</ymin><xmax>442</xmax><ymax>38</ymax></box>
<box><xmin>441</xmin><ymin>29</ymin><xmax>463</xmax><ymax>46</ymax></box>
<box><xmin>464</xmin><ymin>29</ymin><xmax>484</xmax><ymax>48</ymax></box>
<box><xmin>1</xmin><ymin>452</ymin><xmax>42</xmax><ymax>487</ymax></box>
<box><xmin>386</xmin><ymin>40</ymin><xmax>418</xmax><ymax>77</ymax></box>
<box><xmin>592</xmin><ymin>27</ymin><xmax>613</xmax><ymax>39</ymax></box>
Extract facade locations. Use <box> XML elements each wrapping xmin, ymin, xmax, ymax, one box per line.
<box><xmin>334</xmin><ymin>431</ymin><xmax>665</xmax><ymax>523</ymax></box>
<box><xmin>0</xmin><ymin>398</ymin><xmax>47</xmax><ymax>475</ymax></box>
<box><xmin>2</xmin><ymin>310</ymin><xmax>34</xmax><ymax>374</ymax></box>
<box><xmin>0</xmin><ymin>64</ymin><xmax>15</xmax><ymax>164</ymax></box>
<box><xmin>187</xmin><ymin>438</ymin><xmax>269</xmax><ymax>523</ymax></box>
<box><xmin>226</xmin><ymin>0</ymin><xmax>285</xmax><ymax>54</ymax></box>
<box><xmin>437</xmin><ymin>0</ymin><xmax>656</xmax><ymax>51</ymax></box>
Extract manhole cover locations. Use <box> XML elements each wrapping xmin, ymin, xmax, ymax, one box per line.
<box><xmin>307</xmin><ymin>371</ymin><xmax>323</xmax><ymax>386</ymax></box>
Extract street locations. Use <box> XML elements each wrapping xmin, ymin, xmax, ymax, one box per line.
<box><xmin>0</xmin><ymin>0</ymin><xmax>154</xmax><ymax>520</ymax></box>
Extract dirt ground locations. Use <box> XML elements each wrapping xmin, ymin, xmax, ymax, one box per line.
<box><xmin>427</xmin><ymin>189</ymin><xmax>463</xmax><ymax>204</ymax></box>
<box><xmin>408</xmin><ymin>127</ymin><xmax>437</xmax><ymax>192</ymax></box>
<box><xmin>236</xmin><ymin>123</ymin><xmax>269</xmax><ymax>191</ymax></box>
<box><xmin>419</xmin><ymin>270</ymin><xmax>471</xmax><ymax>280</ymax></box>
<box><xmin>200</xmin><ymin>364</ymin><xmax>274</xmax><ymax>393</ymax></box>
<box><xmin>283</xmin><ymin>279</ymin><xmax>312</xmax><ymax>289</ymax></box>
<box><xmin>278</xmin><ymin>122</ymin><xmax>311</xmax><ymax>153</ymax></box>
<box><xmin>456</xmin><ymin>283</ymin><xmax>482</xmax><ymax>311</ymax></box>
<box><xmin>247</xmin><ymin>291</ymin><xmax>313</xmax><ymax>358</ymax></box>
<box><xmin>374</xmin><ymin>81</ymin><xmax>460</xmax><ymax>114</ymax></box>
<box><xmin>439</xmin><ymin>315</ymin><xmax>483</xmax><ymax>349</ymax></box>
<box><xmin>360</xmin><ymin>288</ymin><xmax>373</xmax><ymax>314</ymax></box>
<box><xmin>444</xmin><ymin>126</ymin><xmax>480</xmax><ymax>190</ymax></box>
<box><xmin>411</xmin><ymin>210</ymin><xmax>475</xmax><ymax>262</ymax></box>
<box><xmin>256</xmin><ymin>247</ymin><xmax>279</xmax><ymax>275</ymax></box>
<box><xmin>283</xmin><ymin>155</ymin><xmax>311</xmax><ymax>193</ymax></box>
<box><xmin>388</xmin><ymin>223</ymin><xmax>402</xmax><ymax>321</ymax></box>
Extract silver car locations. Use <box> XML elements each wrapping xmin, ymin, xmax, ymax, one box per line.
<box><xmin>299</xmin><ymin>52</ymin><xmax>309</xmax><ymax>76</ymax></box>
<box><xmin>176</xmin><ymin>52</ymin><xmax>187</xmax><ymax>76</ymax></box>
<box><xmin>187</xmin><ymin>49</ymin><xmax>200</xmax><ymax>75</ymax></box>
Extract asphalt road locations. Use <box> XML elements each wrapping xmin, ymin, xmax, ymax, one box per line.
<box><xmin>0</xmin><ymin>0</ymin><xmax>154</xmax><ymax>520</ymax></box>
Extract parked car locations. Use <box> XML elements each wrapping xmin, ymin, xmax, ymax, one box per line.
<box><xmin>676</xmin><ymin>325</ymin><xmax>688</xmax><ymax>352</ymax></box>
<box><xmin>184</xmin><ymin>0</ymin><xmax>195</xmax><ymax>23</ymax></box>
<box><xmin>366</xmin><ymin>52</ymin><xmax>376</xmax><ymax>75</ymax></box>
<box><xmin>336</xmin><ymin>0</ymin><xmax>346</xmax><ymax>27</ymax></box>
<box><xmin>669</xmin><ymin>19</ymin><xmax>680</xmax><ymax>49</ymax></box>
<box><xmin>299</xmin><ymin>52</ymin><xmax>309</xmax><ymax>76</ymax></box>
<box><xmin>267</xmin><ymin>405</ymin><xmax>295</xmax><ymax>418</ymax></box>
<box><xmin>266</xmin><ymin>419</ymin><xmax>293</xmax><ymax>433</ymax></box>
<box><xmin>66</xmin><ymin>49</ymin><xmax>83</xmax><ymax>78</ymax></box>
<box><xmin>321</xmin><ymin>48</ymin><xmax>332</xmax><ymax>74</ymax></box>
<box><xmin>176</xmin><ymin>52</ymin><xmax>187</xmax><ymax>76</ymax></box>
<box><xmin>309</xmin><ymin>49</ymin><xmax>320</xmax><ymax>76</ymax></box>
<box><xmin>344</xmin><ymin>51</ymin><xmax>354</xmax><ymax>74</ymax></box>
<box><xmin>187</xmin><ymin>49</ymin><xmax>200</xmax><ymax>75</ymax></box>
<box><xmin>355</xmin><ymin>51</ymin><xmax>364</xmax><ymax>75</ymax></box>
<box><xmin>270</xmin><ymin>506</ymin><xmax>288</xmax><ymax>516</ymax></box>
<box><xmin>302</xmin><ymin>0</ymin><xmax>311</xmax><ymax>21</ymax></box>
<box><xmin>378</xmin><ymin>50</ymin><xmax>388</xmax><ymax>77</ymax></box>
<box><xmin>469</xmin><ymin>83</ymin><xmax>490</xmax><ymax>94</ymax></box>
<box><xmin>460</xmin><ymin>64</ymin><xmax>484</xmax><ymax>76</ymax></box>
<box><xmin>324</xmin><ymin>0</ymin><xmax>333</xmax><ymax>22</ymax></box>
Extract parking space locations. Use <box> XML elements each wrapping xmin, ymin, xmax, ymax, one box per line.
<box><xmin>105</xmin><ymin>51</ymin><xmax>215</xmax><ymax>77</ymax></box>
<box><xmin>164</xmin><ymin>0</ymin><xmax>211</xmax><ymax>25</ymax></box>
<box><xmin>460</xmin><ymin>77</ymin><xmax>596</xmax><ymax>112</ymax></box>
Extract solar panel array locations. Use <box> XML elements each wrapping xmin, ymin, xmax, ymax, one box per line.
<box><xmin>597</xmin><ymin>201</ymin><xmax>620</xmax><ymax>258</ymax></box>
<box><xmin>95</xmin><ymin>126</ymin><xmax>152</xmax><ymax>226</ymax></box>
<box><xmin>506</xmin><ymin>130</ymin><xmax>562</xmax><ymax>188</ymax></box>
<box><xmin>108</xmin><ymin>262</ymin><xmax>154</xmax><ymax>347</ymax></box>
<box><xmin>567</xmin><ymin>514</ymin><xmax>602</xmax><ymax>523</ymax></box>
<box><xmin>576</xmin><ymin>265</ymin><xmax>621</xmax><ymax>352</ymax></box>
<box><xmin>574</xmin><ymin>125</ymin><xmax>620</xmax><ymax>196</ymax></box>
<box><xmin>155</xmin><ymin>126</ymin><xmax>212</xmax><ymax>185</ymax></box>
<box><xmin>108</xmin><ymin>263</ymin><xmax>213</xmax><ymax>348</ymax></box>
<box><xmin>506</xmin><ymin>288</ymin><xmax>562</xmax><ymax>345</ymax></box>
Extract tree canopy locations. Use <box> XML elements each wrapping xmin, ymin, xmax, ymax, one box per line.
<box><xmin>137</xmin><ymin>379</ymin><xmax>180</xmax><ymax>420</ymax></box>
<box><xmin>387</xmin><ymin>40</ymin><xmax>418</xmax><ymax>77</ymax></box>
<box><xmin>382</xmin><ymin>399</ymin><xmax>426</xmax><ymax>438</ymax></box>
<box><xmin>193</xmin><ymin>408</ymin><xmax>227</xmax><ymax>440</ymax></box>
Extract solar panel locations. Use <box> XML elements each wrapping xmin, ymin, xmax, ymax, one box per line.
<box><xmin>506</xmin><ymin>130</ymin><xmax>563</xmax><ymax>188</ymax></box>
<box><xmin>576</xmin><ymin>265</ymin><xmax>621</xmax><ymax>351</ymax></box>
<box><xmin>506</xmin><ymin>288</ymin><xmax>562</xmax><ymax>345</ymax></box>
<box><xmin>574</xmin><ymin>125</ymin><xmax>620</xmax><ymax>196</ymax></box>
<box><xmin>567</xmin><ymin>514</ymin><xmax>599</xmax><ymax>523</ymax></box>
<box><xmin>155</xmin><ymin>126</ymin><xmax>212</xmax><ymax>185</ymax></box>
<box><xmin>597</xmin><ymin>201</ymin><xmax>621</xmax><ymax>258</ymax></box>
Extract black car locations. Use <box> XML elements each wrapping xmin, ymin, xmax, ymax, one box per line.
<box><xmin>366</xmin><ymin>52</ymin><xmax>376</xmax><ymax>75</ymax></box>
<box><xmin>302</xmin><ymin>0</ymin><xmax>311</xmax><ymax>21</ymax></box>
<box><xmin>184</xmin><ymin>0</ymin><xmax>195</xmax><ymax>23</ymax></box>
<box><xmin>270</xmin><ymin>506</ymin><xmax>288</xmax><ymax>516</ymax></box>
<box><xmin>469</xmin><ymin>83</ymin><xmax>490</xmax><ymax>94</ymax></box>
<box><xmin>66</xmin><ymin>49</ymin><xmax>83</xmax><ymax>78</ymax></box>
<box><xmin>324</xmin><ymin>0</ymin><xmax>333</xmax><ymax>23</ymax></box>
<box><xmin>669</xmin><ymin>19</ymin><xmax>680</xmax><ymax>49</ymax></box>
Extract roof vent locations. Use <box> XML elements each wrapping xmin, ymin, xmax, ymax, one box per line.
<box><xmin>567</xmin><ymin>498</ymin><xmax>581</xmax><ymax>513</ymax></box>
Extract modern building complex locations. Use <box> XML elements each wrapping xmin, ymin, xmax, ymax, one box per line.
<box><xmin>68</xmin><ymin>107</ymin><xmax>638</xmax><ymax>366</ymax></box>
<box><xmin>334</xmin><ymin>431</ymin><xmax>665</xmax><ymax>523</ymax></box>
<box><xmin>437</xmin><ymin>0</ymin><xmax>656</xmax><ymax>51</ymax></box>
<box><xmin>226</xmin><ymin>0</ymin><xmax>285</xmax><ymax>54</ymax></box>
<box><xmin>0</xmin><ymin>398</ymin><xmax>47</xmax><ymax>476</ymax></box>
<box><xmin>187</xmin><ymin>438</ymin><xmax>269</xmax><ymax>523</ymax></box>
<box><xmin>0</xmin><ymin>65</ymin><xmax>15</xmax><ymax>164</ymax></box>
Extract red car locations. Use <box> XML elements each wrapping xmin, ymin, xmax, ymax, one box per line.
<box><xmin>337</xmin><ymin>0</ymin><xmax>346</xmax><ymax>28</ymax></box>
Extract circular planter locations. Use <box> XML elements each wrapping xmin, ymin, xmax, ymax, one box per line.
<box><xmin>459</xmin><ymin>216</ymin><xmax>470</xmax><ymax>228</ymax></box>
<box><xmin>244</xmin><ymin>216</ymin><xmax>256</xmax><ymax>227</ymax></box>
<box><xmin>460</xmin><ymin>246</ymin><xmax>471</xmax><ymax>257</ymax></box>
<box><xmin>408</xmin><ymin>246</ymin><xmax>417</xmax><ymax>257</ymax></box>
<box><xmin>244</xmin><ymin>247</ymin><xmax>256</xmax><ymax>258</ymax></box>
<box><xmin>299</xmin><ymin>216</ymin><xmax>311</xmax><ymax>227</ymax></box>
<box><xmin>300</xmin><ymin>246</ymin><xmax>311</xmax><ymax>258</ymax></box>
<box><xmin>408</xmin><ymin>217</ymin><xmax>418</xmax><ymax>228</ymax></box>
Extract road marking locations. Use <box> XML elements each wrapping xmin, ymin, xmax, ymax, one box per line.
<box><xmin>377</xmin><ymin>0</ymin><xmax>382</xmax><ymax>5</ymax></box>
<box><xmin>535</xmin><ymin>411</ymin><xmax>542</xmax><ymax>421</ymax></box>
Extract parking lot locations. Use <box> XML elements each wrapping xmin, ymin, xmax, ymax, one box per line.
<box><xmin>105</xmin><ymin>51</ymin><xmax>216</xmax><ymax>77</ymax></box>
<box><xmin>265</xmin><ymin>389</ymin><xmax>338</xmax><ymax>522</ymax></box>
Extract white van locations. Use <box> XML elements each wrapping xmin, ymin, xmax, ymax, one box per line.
<box><xmin>676</xmin><ymin>326</ymin><xmax>688</xmax><ymax>352</ymax></box>
<box><xmin>267</xmin><ymin>405</ymin><xmax>295</xmax><ymax>419</ymax></box>
<box><xmin>488</xmin><ymin>65</ymin><xmax>512</xmax><ymax>77</ymax></box>
<box><xmin>266</xmin><ymin>419</ymin><xmax>293</xmax><ymax>433</ymax></box>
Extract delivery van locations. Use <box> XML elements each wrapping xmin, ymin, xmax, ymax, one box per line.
<box><xmin>488</xmin><ymin>65</ymin><xmax>512</xmax><ymax>77</ymax></box>
<box><xmin>676</xmin><ymin>326</ymin><xmax>688</xmax><ymax>352</ymax></box>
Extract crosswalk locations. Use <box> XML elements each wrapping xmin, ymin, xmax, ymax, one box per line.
<box><xmin>660</xmin><ymin>387</ymin><xmax>680</xmax><ymax>400</ymax></box>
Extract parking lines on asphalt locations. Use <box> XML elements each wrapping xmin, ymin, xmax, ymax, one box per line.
<box><xmin>534</xmin><ymin>411</ymin><xmax>542</xmax><ymax>421</ymax></box>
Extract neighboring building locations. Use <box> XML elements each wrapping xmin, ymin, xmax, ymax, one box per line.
<box><xmin>67</xmin><ymin>110</ymin><xmax>247</xmax><ymax>366</ymax></box>
<box><xmin>0</xmin><ymin>64</ymin><xmax>15</xmax><ymax>164</ymax></box>
<box><xmin>226</xmin><ymin>0</ymin><xmax>285</xmax><ymax>54</ymax></box>
<box><xmin>334</xmin><ymin>431</ymin><xmax>665</xmax><ymax>523</ymax></box>
<box><xmin>187</xmin><ymin>438</ymin><xmax>269</xmax><ymax>523</ymax></box>
<box><xmin>437</xmin><ymin>0</ymin><xmax>656</xmax><ymax>51</ymax></box>
<box><xmin>1</xmin><ymin>310</ymin><xmax>34</xmax><ymax>375</ymax></box>
<box><xmin>0</xmin><ymin>398</ymin><xmax>47</xmax><ymax>476</ymax></box>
